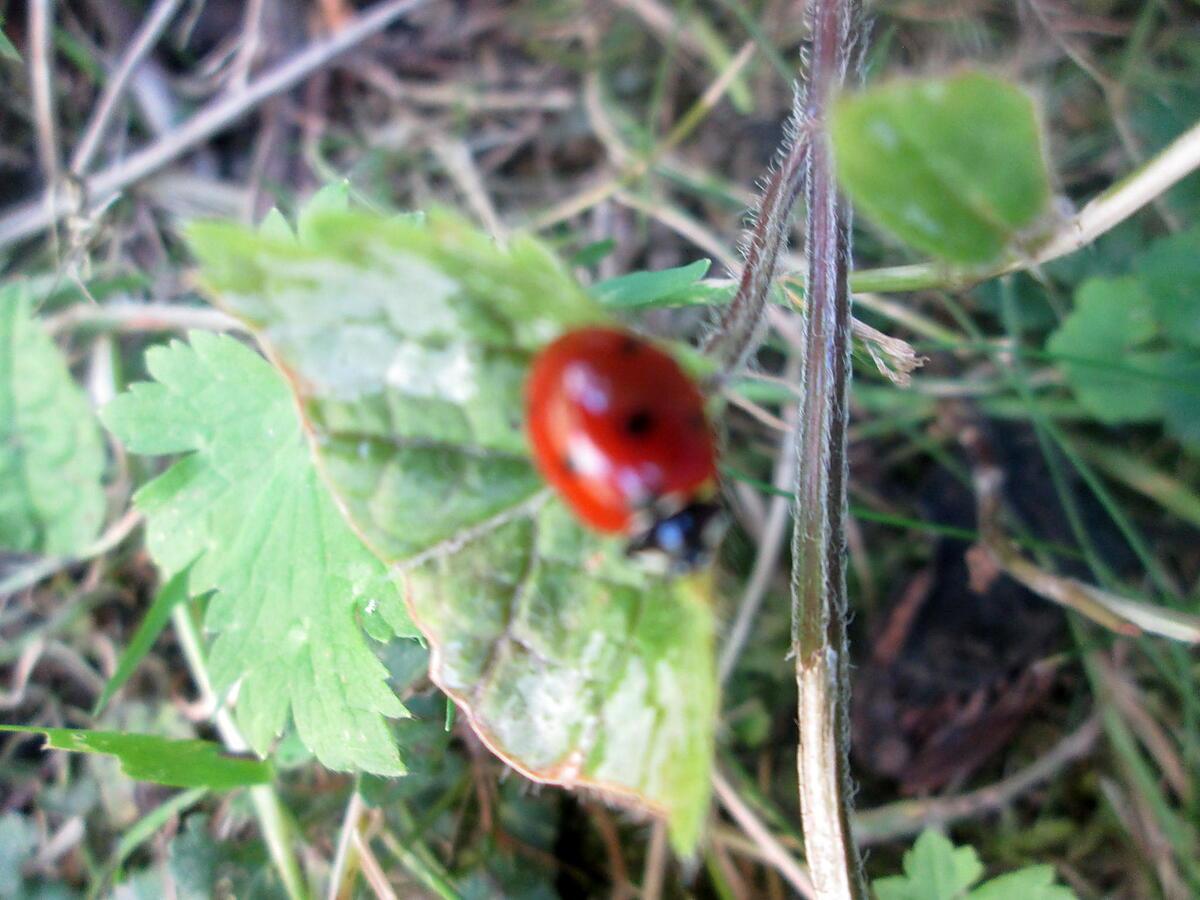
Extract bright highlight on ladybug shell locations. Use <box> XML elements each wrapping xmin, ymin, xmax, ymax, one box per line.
<box><xmin>524</xmin><ymin>327</ymin><xmax>724</xmax><ymax>571</ymax></box>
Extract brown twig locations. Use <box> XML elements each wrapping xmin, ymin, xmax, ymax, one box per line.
<box><xmin>789</xmin><ymin>0</ymin><xmax>867</xmax><ymax>895</ymax></box>
<box><xmin>852</xmin><ymin>715</ymin><xmax>1102</xmax><ymax>845</ymax></box>
<box><xmin>712</xmin><ymin>770</ymin><xmax>816</xmax><ymax>899</ymax></box>
<box><xmin>641</xmin><ymin>821</ymin><xmax>669</xmax><ymax>900</ymax></box>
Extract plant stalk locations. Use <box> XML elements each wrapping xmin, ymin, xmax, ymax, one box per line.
<box><xmin>171</xmin><ymin>605</ymin><xmax>310</xmax><ymax>900</ymax></box>
<box><xmin>790</xmin><ymin>0</ymin><xmax>866</xmax><ymax>895</ymax></box>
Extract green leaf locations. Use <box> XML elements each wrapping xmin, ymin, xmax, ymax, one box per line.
<box><xmin>0</xmin><ymin>726</ymin><xmax>272</xmax><ymax>790</ymax></box>
<box><xmin>1160</xmin><ymin>350</ymin><xmax>1200</xmax><ymax>447</ymax></box>
<box><xmin>1046</xmin><ymin>277</ymin><xmax>1169</xmax><ymax>424</ymax></box>
<box><xmin>185</xmin><ymin>206</ymin><xmax>719</xmax><ymax>853</ymax></box>
<box><xmin>297</xmin><ymin>180</ymin><xmax>351</xmax><ymax>242</ymax></box>
<box><xmin>873</xmin><ymin>830</ymin><xmax>1076</xmax><ymax>900</ymax></box>
<box><xmin>592</xmin><ymin>258</ymin><xmax>712</xmax><ymax>308</ymax></box>
<box><xmin>113</xmin><ymin>788</ymin><xmax>207</xmax><ymax>881</ymax></box>
<box><xmin>406</xmin><ymin>502</ymin><xmax>717</xmax><ymax>853</ymax></box>
<box><xmin>0</xmin><ymin>282</ymin><xmax>106</xmax><ymax>555</ymax></box>
<box><xmin>570</xmin><ymin>238</ymin><xmax>616</xmax><ymax>268</ymax></box>
<box><xmin>831</xmin><ymin>70</ymin><xmax>1051</xmax><ymax>264</ymax></box>
<box><xmin>874</xmin><ymin>830</ymin><xmax>983</xmax><ymax>900</ymax></box>
<box><xmin>1134</xmin><ymin>225</ymin><xmax>1200</xmax><ymax>348</ymax></box>
<box><xmin>102</xmin><ymin>333</ymin><xmax>417</xmax><ymax>776</ymax></box>
<box><xmin>94</xmin><ymin>567</ymin><xmax>194</xmax><ymax>716</ymax></box>
<box><xmin>162</xmin><ymin>813</ymin><xmax>287</xmax><ymax>900</ymax></box>
<box><xmin>0</xmin><ymin>17</ymin><xmax>20</xmax><ymax>63</ymax></box>
<box><xmin>970</xmin><ymin>865</ymin><xmax>1076</xmax><ymax>900</ymax></box>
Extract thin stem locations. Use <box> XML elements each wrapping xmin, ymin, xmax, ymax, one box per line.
<box><xmin>376</xmin><ymin>823</ymin><xmax>462</xmax><ymax>900</ymax></box>
<box><xmin>70</xmin><ymin>0</ymin><xmax>184</xmax><ymax>176</ymax></box>
<box><xmin>701</xmin><ymin>99</ymin><xmax>808</xmax><ymax>375</ymax></box>
<box><xmin>28</xmin><ymin>0</ymin><xmax>59</xmax><ymax>188</ymax></box>
<box><xmin>712</xmin><ymin>770</ymin><xmax>815</xmax><ymax>899</ymax></box>
<box><xmin>170</xmin><ymin>605</ymin><xmax>310</xmax><ymax>900</ymax></box>
<box><xmin>327</xmin><ymin>789</ymin><xmax>365</xmax><ymax>900</ymax></box>
<box><xmin>718</xmin><ymin>354</ymin><xmax>802</xmax><ymax>683</ymax></box>
<box><xmin>0</xmin><ymin>0</ymin><xmax>430</xmax><ymax>249</ymax></box>
<box><xmin>852</xmin><ymin>715</ymin><xmax>1101</xmax><ymax>845</ymax></box>
<box><xmin>790</xmin><ymin>0</ymin><xmax>866</xmax><ymax>895</ymax></box>
<box><xmin>641</xmin><ymin>821</ymin><xmax>668</xmax><ymax>900</ymax></box>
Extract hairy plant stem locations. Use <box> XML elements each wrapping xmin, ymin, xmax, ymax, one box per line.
<box><xmin>790</xmin><ymin>0</ymin><xmax>866</xmax><ymax>895</ymax></box>
<box><xmin>701</xmin><ymin>91</ymin><xmax>808</xmax><ymax>375</ymax></box>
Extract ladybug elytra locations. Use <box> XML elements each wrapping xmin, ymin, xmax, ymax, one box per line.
<box><xmin>524</xmin><ymin>327</ymin><xmax>724</xmax><ymax>571</ymax></box>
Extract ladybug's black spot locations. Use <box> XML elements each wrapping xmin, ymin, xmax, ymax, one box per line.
<box><xmin>688</xmin><ymin>412</ymin><xmax>706</xmax><ymax>431</ymax></box>
<box><xmin>619</xmin><ymin>336</ymin><xmax>642</xmax><ymax>356</ymax></box>
<box><xmin>625</xmin><ymin>409</ymin><xmax>654</xmax><ymax>437</ymax></box>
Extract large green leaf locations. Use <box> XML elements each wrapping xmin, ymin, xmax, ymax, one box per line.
<box><xmin>831</xmin><ymin>70</ymin><xmax>1052</xmax><ymax>264</ymax></box>
<box><xmin>0</xmin><ymin>726</ymin><xmax>272</xmax><ymax>790</ymax></box>
<box><xmin>0</xmin><ymin>282</ymin><xmax>106</xmax><ymax>555</ymax></box>
<box><xmin>102</xmin><ymin>333</ymin><xmax>416</xmax><ymax>776</ymax></box>
<box><xmin>185</xmin><ymin>207</ymin><xmax>719</xmax><ymax>852</ymax></box>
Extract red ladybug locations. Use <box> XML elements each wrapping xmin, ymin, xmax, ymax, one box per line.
<box><xmin>525</xmin><ymin>326</ymin><xmax>724</xmax><ymax>570</ymax></box>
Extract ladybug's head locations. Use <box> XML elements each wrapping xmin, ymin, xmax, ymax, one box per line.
<box><xmin>625</xmin><ymin>499</ymin><xmax>726</xmax><ymax>573</ymax></box>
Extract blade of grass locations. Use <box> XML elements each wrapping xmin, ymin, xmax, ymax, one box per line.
<box><xmin>93</xmin><ymin>566</ymin><xmax>193</xmax><ymax>715</ymax></box>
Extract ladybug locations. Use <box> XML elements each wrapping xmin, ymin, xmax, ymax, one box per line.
<box><xmin>525</xmin><ymin>326</ymin><xmax>725</xmax><ymax>571</ymax></box>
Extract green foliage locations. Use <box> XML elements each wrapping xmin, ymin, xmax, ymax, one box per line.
<box><xmin>831</xmin><ymin>71</ymin><xmax>1051</xmax><ymax>264</ymax></box>
<box><xmin>0</xmin><ymin>282</ymin><xmax>106</xmax><ymax>555</ymax></box>
<box><xmin>1135</xmin><ymin>227</ymin><xmax>1200</xmax><ymax>348</ymax></box>
<box><xmin>94</xmin><ymin>568</ymin><xmax>193</xmax><ymax>716</ymax></box>
<box><xmin>592</xmin><ymin>258</ymin><xmax>712</xmax><ymax>308</ymax></box>
<box><xmin>182</xmin><ymin>205</ymin><xmax>718</xmax><ymax>852</ymax></box>
<box><xmin>0</xmin><ymin>16</ymin><xmax>20</xmax><ymax>63</ymax></box>
<box><xmin>1047</xmin><ymin>228</ymin><xmax>1200</xmax><ymax>447</ymax></box>
<box><xmin>0</xmin><ymin>726</ymin><xmax>272</xmax><ymax>790</ymax></box>
<box><xmin>167</xmin><ymin>815</ymin><xmax>286</xmax><ymax>899</ymax></box>
<box><xmin>102</xmin><ymin>333</ymin><xmax>417</xmax><ymax>776</ymax></box>
<box><xmin>874</xmin><ymin>831</ymin><xmax>1076</xmax><ymax>900</ymax></box>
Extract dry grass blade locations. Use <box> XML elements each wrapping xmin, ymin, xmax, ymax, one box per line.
<box><xmin>70</xmin><ymin>0</ymin><xmax>184</xmax><ymax>176</ymax></box>
<box><xmin>712</xmin><ymin>770</ymin><xmax>815</xmax><ymax>899</ymax></box>
<box><xmin>0</xmin><ymin>0</ymin><xmax>431</xmax><ymax>249</ymax></box>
